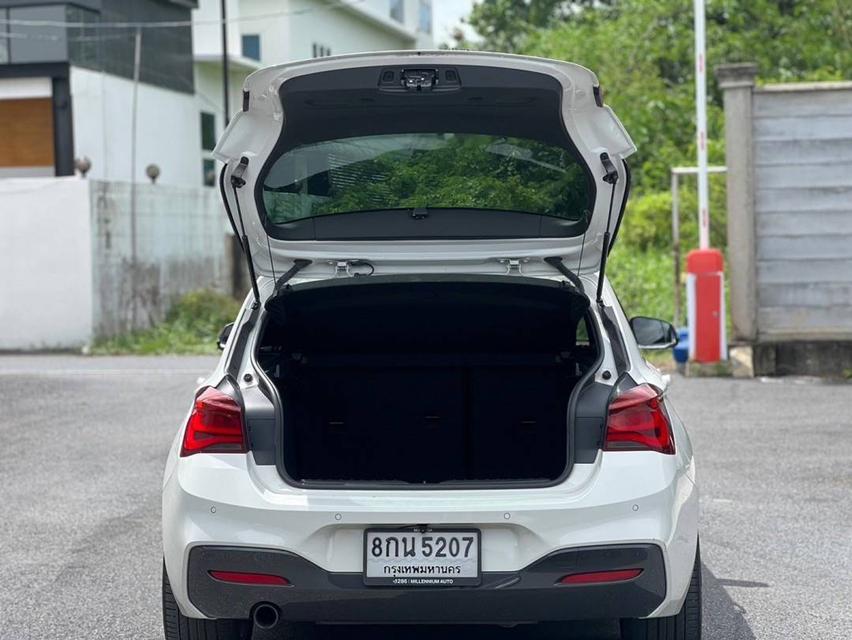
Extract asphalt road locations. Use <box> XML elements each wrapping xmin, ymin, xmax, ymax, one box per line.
<box><xmin>1</xmin><ymin>355</ymin><xmax>850</xmax><ymax>640</ymax></box>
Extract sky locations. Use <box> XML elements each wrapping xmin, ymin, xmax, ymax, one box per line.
<box><xmin>431</xmin><ymin>0</ymin><xmax>479</xmax><ymax>47</ymax></box>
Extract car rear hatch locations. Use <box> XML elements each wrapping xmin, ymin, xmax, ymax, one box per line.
<box><xmin>213</xmin><ymin>51</ymin><xmax>635</xmax><ymax>285</ymax></box>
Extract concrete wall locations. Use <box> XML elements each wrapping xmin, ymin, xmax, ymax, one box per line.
<box><xmin>752</xmin><ymin>84</ymin><xmax>852</xmax><ymax>340</ymax></box>
<box><xmin>0</xmin><ymin>178</ymin><xmax>93</xmax><ymax>350</ymax></box>
<box><xmin>70</xmin><ymin>66</ymin><xmax>203</xmax><ymax>187</ymax></box>
<box><xmin>717</xmin><ymin>64</ymin><xmax>852</xmax><ymax>375</ymax></box>
<box><xmin>90</xmin><ymin>180</ymin><xmax>232</xmax><ymax>338</ymax></box>
<box><xmin>1</xmin><ymin>177</ymin><xmax>237</xmax><ymax>349</ymax></box>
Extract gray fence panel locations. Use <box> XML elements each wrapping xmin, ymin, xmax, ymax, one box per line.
<box><xmin>90</xmin><ymin>181</ymin><xmax>233</xmax><ymax>338</ymax></box>
<box><xmin>753</xmin><ymin>87</ymin><xmax>852</xmax><ymax>340</ymax></box>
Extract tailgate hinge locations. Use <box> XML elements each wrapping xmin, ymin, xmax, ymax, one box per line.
<box><xmin>498</xmin><ymin>257</ymin><xmax>529</xmax><ymax>275</ymax></box>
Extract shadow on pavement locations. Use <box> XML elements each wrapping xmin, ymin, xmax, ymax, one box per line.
<box><xmin>702</xmin><ymin>565</ymin><xmax>757</xmax><ymax>640</ymax></box>
<box><xmin>309</xmin><ymin>564</ymin><xmax>755</xmax><ymax>640</ymax></box>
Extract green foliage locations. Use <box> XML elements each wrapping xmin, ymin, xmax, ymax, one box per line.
<box><xmin>516</xmin><ymin>0</ymin><xmax>852</xmax><ymax>195</ymax></box>
<box><xmin>479</xmin><ymin>0</ymin><xmax>852</xmax><ymax>319</ymax></box>
<box><xmin>619</xmin><ymin>173</ymin><xmax>727</xmax><ymax>251</ymax></box>
<box><xmin>620</xmin><ymin>191</ymin><xmax>673</xmax><ymax>250</ymax></box>
<box><xmin>92</xmin><ymin>290</ymin><xmax>240</xmax><ymax>355</ymax></box>
<box><xmin>462</xmin><ymin>0</ymin><xmax>607</xmax><ymax>52</ymax></box>
<box><xmin>608</xmin><ymin>249</ymin><xmax>680</xmax><ymax>322</ymax></box>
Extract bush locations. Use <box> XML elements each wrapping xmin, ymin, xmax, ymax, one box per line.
<box><xmin>607</xmin><ymin>248</ymin><xmax>681</xmax><ymax>324</ymax></box>
<box><xmin>620</xmin><ymin>191</ymin><xmax>673</xmax><ymax>250</ymax></box>
<box><xmin>92</xmin><ymin>290</ymin><xmax>241</xmax><ymax>355</ymax></box>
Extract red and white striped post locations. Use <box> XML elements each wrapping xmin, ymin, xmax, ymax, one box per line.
<box><xmin>686</xmin><ymin>0</ymin><xmax>727</xmax><ymax>362</ymax></box>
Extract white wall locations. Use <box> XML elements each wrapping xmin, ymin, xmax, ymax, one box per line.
<box><xmin>197</xmin><ymin>0</ymin><xmax>429</xmax><ymax>68</ymax></box>
<box><xmin>70</xmin><ymin>66</ymin><xmax>203</xmax><ymax>187</ymax></box>
<box><xmin>0</xmin><ymin>77</ymin><xmax>51</xmax><ymax>99</ymax></box>
<box><xmin>192</xmin><ymin>0</ymin><xmax>242</xmax><ymax>59</ymax></box>
<box><xmin>0</xmin><ymin>178</ymin><xmax>93</xmax><ymax>350</ymax></box>
<box><xmin>283</xmin><ymin>0</ymin><xmax>414</xmax><ymax>60</ymax></box>
<box><xmin>195</xmin><ymin>62</ymin><xmax>250</xmax><ymax>145</ymax></box>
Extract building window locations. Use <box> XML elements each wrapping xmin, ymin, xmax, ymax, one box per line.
<box><xmin>242</xmin><ymin>34</ymin><xmax>261</xmax><ymax>61</ymax></box>
<box><xmin>7</xmin><ymin>5</ymin><xmax>67</xmax><ymax>64</ymax></box>
<box><xmin>390</xmin><ymin>0</ymin><xmax>404</xmax><ymax>23</ymax></box>
<box><xmin>0</xmin><ymin>9</ymin><xmax>8</xmax><ymax>64</ymax></box>
<box><xmin>200</xmin><ymin>112</ymin><xmax>216</xmax><ymax>151</ymax></box>
<box><xmin>418</xmin><ymin>0</ymin><xmax>432</xmax><ymax>33</ymax></box>
<box><xmin>312</xmin><ymin>43</ymin><xmax>331</xmax><ymax>58</ymax></box>
<box><xmin>200</xmin><ymin>111</ymin><xmax>217</xmax><ymax>186</ymax></box>
<box><xmin>202</xmin><ymin>159</ymin><xmax>216</xmax><ymax>187</ymax></box>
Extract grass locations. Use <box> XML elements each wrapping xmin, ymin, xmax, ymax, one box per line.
<box><xmin>92</xmin><ymin>290</ymin><xmax>241</xmax><ymax>355</ymax></box>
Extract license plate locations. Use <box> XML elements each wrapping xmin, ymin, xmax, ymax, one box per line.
<box><xmin>364</xmin><ymin>528</ymin><xmax>481</xmax><ymax>586</ymax></box>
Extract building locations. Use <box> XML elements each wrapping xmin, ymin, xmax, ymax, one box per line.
<box><xmin>0</xmin><ymin>0</ymin><xmax>433</xmax><ymax>186</ymax></box>
<box><xmin>192</xmin><ymin>0</ymin><xmax>434</xmax><ymax>185</ymax></box>
<box><xmin>0</xmin><ymin>0</ymin><xmax>202</xmax><ymax>185</ymax></box>
<box><xmin>0</xmin><ymin>0</ymin><xmax>433</xmax><ymax>350</ymax></box>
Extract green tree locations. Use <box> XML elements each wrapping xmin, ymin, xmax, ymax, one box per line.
<box><xmin>462</xmin><ymin>0</ymin><xmax>601</xmax><ymax>52</ymax></box>
<box><xmin>516</xmin><ymin>0</ymin><xmax>852</xmax><ymax>250</ymax></box>
<box><xmin>470</xmin><ymin>0</ymin><xmax>852</xmax><ymax>320</ymax></box>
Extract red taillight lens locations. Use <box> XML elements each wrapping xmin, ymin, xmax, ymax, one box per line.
<box><xmin>209</xmin><ymin>570</ymin><xmax>290</xmax><ymax>586</ymax></box>
<box><xmin>180</xmin><ymin>387</ymin><xmax>246</xmax><ymax>456</ymax></box>
<box><xmin>558</xmin><ymin>568</ymin><xmax>643</xmax><ymax>585</ymax></box>
<box><xmin>604</xmin><ymin>384</ymin><xmax>674</xmax><ymax>454</ymax></box>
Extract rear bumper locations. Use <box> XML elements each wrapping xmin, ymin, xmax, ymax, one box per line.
<box><xmin>186</xmin><ymin>544</ymin><xmax>666</xmax><ymax>624</ymax></box>
<box><xmin>162</xmin><ymin>450</ymin><xmax>698</xmax><ymax>621</ymax></box>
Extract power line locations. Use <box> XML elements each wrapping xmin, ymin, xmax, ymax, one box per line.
<box><xmin>0</xmin><ymin>0</ymin><xmax>367</xmax><ymax>30</ymax></box>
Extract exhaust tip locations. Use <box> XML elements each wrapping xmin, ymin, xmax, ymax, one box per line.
<box><xmin>252</xmin><ymin>603</ymin><xmax>280</xmax><ymax>630</ymax></box>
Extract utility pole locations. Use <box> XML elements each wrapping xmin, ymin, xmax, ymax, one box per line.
<box><xmin>130</xmin><ymin>26</ymin><xmax>142</xmax><ymax>329</ymax></box>
<box><xmin>694</xmin><ymin>0</ymin><xmax>710</xmax><ymax>249</ymax></box>
<box><xmin>221</xmin><ymin>0</ymin><xmax>230</xmax><ymax>127</ymax></box>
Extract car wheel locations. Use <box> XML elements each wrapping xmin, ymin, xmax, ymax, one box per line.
<box><xmin>163</xmin><ymin>563</ymin><xmax>252</xmax><ymax>640</ymax></box>
<box><xmin>620</xmin><ymin>542</ymin><xmax>702</xmax><ymax>640</ymax></box>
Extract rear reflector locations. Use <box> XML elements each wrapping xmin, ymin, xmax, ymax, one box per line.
<box><xmin>180</xmin><ymin>387</ymin><xmax>247</xmax><ymax>456</ymax></box>
<box><xmin>604</xmin><ymin>384</ymin><xmax>674</xmax><ymax>454</ymax></box>
<box><xmin>208</xmin><ymin>570</ymin><xmax>290</xmax><ymax>586</ymax></box>
<box><xmin>558</xmin><ymin>568</ymin><xmax>643</xmax><ymax>585</ymax></box>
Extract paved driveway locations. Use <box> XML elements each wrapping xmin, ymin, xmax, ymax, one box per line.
<box><xmin>0</xmin><ymin>355</ymin><xmax>849</xmax><ymax>639</ymax></box>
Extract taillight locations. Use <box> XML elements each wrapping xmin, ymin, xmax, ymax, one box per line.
<box><xmin>180</xmin><ymin>387</ymin><xmax>246</xmax><ymax>456</ymax></box>
<box><xmin>558</xmin><ymin>568</ymin><xmax>643</xmax><ymax>585</ymax></box>
<box><xmin>604</xmin><ymin>384</ymin><xmax>674</xmax><ymax>454</ymax></box>
<box><xmin>209</xmin><ymin>570</ymin><xmax>290</xmax><ymax>586</ymax></box>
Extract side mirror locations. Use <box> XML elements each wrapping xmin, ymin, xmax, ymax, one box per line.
<box><xmin>217</xmin><ymin>322</ymin><xmax>234</xmax><ymax>351</ymax></box>
<box><xmin>630</xmin><ymin>316</ymin><xmax>678</xmax><ymax>350</ymax></box>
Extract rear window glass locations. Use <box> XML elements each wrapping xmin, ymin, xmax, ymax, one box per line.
<box><xmin>261</xmin><ymin>133</ymin><xmax>592</xmax><ymax>225</ymax></box>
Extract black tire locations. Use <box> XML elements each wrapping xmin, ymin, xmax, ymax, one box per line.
<box><xmin>162</xmin><ymin>563</ymin><xmax>251</xmax><ymax>640</ymax></box>
<box><xmin>620</xmin><ymin>541</ymin><xmax>702</xmax><ymax>640</ymax></box>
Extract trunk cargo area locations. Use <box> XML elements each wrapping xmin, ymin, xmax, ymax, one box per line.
<box><xmin>258</xmin><ymin>275</ymin><xmax>595</xmax><ymax>485</ymax></box>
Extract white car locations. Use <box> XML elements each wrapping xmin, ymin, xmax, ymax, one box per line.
<box><xmin>162</xmin><ymin>51</ymin><xmax>700</xmax><ymax>640</ymax></box>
